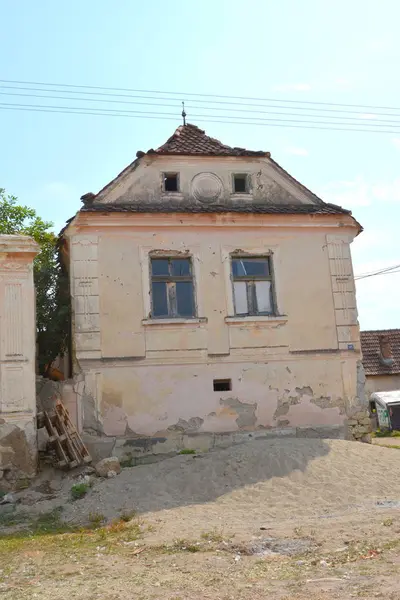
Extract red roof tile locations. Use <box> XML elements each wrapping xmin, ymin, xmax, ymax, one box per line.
<box><xmin>151</xmin><ymin>124</ymin><xmax>267</xmax><ymax>157</ymax></box>
<box><xmin>361</xmin><ymin>329</ymin><xmax>400</xmax><ymax>376</ymax></box>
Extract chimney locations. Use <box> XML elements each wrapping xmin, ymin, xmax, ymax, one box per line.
<box><xmin>379</xmin><ymin>334</ymin><xmax>395</xmax><ymax>367</ymax></box>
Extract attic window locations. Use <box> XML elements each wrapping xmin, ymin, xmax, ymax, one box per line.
<box><xmin>233</xmin><ymin>174</ymin><xmax>248</xmax><ymax>193</ymax></box>
<box><xmin>163</xmin><ymin>173</ymin><xmax>179</xmax><ymax>192</ymax></box>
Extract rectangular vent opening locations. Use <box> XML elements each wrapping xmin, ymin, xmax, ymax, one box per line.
<box><xmin>213</xmin><ymin>379</ymin><xmax>232</xmax><ymax>392</ymax></box>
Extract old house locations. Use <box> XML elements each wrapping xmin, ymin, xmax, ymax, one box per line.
<box><xmin>61</xmin><ymin>123</ymin><xmax>366</xmax><ymax>454</ymax></box>
<box><xmin>361</xmin><ymin>329</ymin><xmax>400</xmax><ymax>396</ymax></box>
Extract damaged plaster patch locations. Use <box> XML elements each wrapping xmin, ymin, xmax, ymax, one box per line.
<box><xmin>220</xmin><ymin>397</ymin><xmax>257</xmax><ymax>428</ymax></box>
<box><xmin>274</xmin><ymin>394</ymin><xmax>301</xmax><ymax>419</ymax></box>
<box><xmin>295</xmin><ymin>386</ymin><xmax>313</xmax><ymax>397</ymax></box>
<box><xmin>168</xmin><ymin>417</ymin><xmax>204</xmax><ymax>432</ymax></box>
<box><xmin>274</xmin><ymin>385</ymin><xmax>345</xmax><ymax>421</ymax></box>
<box><xmin>311</xmin><ymin>395</ymin><xmax>345</xmax><ymax>414</ymax></box>
<box><xmin>311</xmin><ymin>396</ymin><xmax>333</xmax><ymax>409</ymax></box>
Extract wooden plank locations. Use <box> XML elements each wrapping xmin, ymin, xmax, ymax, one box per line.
<box><xmin>42</xmin><ymin>401</ymin><xmax>92</xmax><ymax>469</ymax></box>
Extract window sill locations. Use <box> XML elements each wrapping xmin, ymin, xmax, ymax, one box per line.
<box><xmin>225</xmin><ymin>315</ymin><xmax>288</xmax><ymax>324</ymax></box>
<box><xmin>142</xmin><ymin>317</ymin><xmax>207</xmax><ymax>326</ymax></box>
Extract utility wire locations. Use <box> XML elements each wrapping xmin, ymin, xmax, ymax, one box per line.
<box><xmin>355</xmin><ymin>263</ymin><xmax>400</xmax><ymax>280</ymax></box>
<box><xmin>3</xmin><ymin>90</ymin><xmax>400</xmax><ymax>124</ymax></box>
<box><xmin>1</xmin><ymin>83</ymin><xmax>400</xmax><ymax>118</ymax></box>
<box><xmin>356</xmin><ymin>269</ymin><xmax>400</xmax><ymax>280</ymax></box>
<box><xmin>2</xmin><ymin>78</ymin><xmax>400</xmax><ymax>112</ymax></box>
<box><xmin>5</xmin><ymin>100</ymin><xmax>400</xmax><ymax>129</ymax></box>
<box><xmin>5</xmin><ymin>103</ymin><xmax>400</xmax><ymax>134</ymax></box>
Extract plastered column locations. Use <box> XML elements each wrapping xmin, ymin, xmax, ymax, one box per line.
<box><xmin>0</xmin><ymin>235</ymin><xmax>39</xmax><ymax>479</ymax></box>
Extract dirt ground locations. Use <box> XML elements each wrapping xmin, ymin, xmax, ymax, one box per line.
<box><xmin>1</xmin><ymin>438</ymin><xmax>400</xmax><ymax>599</ymax></box>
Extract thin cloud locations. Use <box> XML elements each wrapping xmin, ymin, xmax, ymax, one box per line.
<box><xmin>322</xmin><ymin>177</ymin><xmax>371</xmax><ymax>208</ymax></box>
<box><xmin>321</xmin><ymin>176</ymin><xmax>400</xmax><ymax>209</ymax></box>
<box><xmin>392</xmin><ymin>138</ymin><xmax>400</xmax><ymax>150</ymax></box>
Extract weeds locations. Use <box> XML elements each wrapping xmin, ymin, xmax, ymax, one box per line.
<box><xmin>374</xmin><ymin>429</ymin><xmax>400</xmax><ymax>438</ymax></box>
<box><xmin>119</xmin><ymin>510</ymin><xmax>137</xmax><ymax>522</ymax></box>
<box><xmin>201</xmin><ymin>529</ymin><xmax>224</xmax><ymax>543</ymax></box>
<box><xmin>179</xmin><ymin>448</ymin><xmax>196</xmax><ymax>455</ymax></box>
<box><xmin>88</xmin><ymin>512</ymin><xmax>106</xmax><ymax>527</ymax></box>
<box><xmin>120</xmin><ymin>457</ymin><xmax>135</xmax><ymax>468</ymax></box>
<box><xmin>70</xmin><ymin>483</ymin><xmax>90</xmax><ymax>500</ymax></box>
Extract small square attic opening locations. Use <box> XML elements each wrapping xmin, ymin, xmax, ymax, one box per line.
<box><xmin>163</xmin><ymin>173</ymin><xmax>179</xmax><ymax>192</ymax></box>
<box><xmin>233</xmin><ymin>174</ymin><xmax>248</xmax><ymax>193</ymax></box>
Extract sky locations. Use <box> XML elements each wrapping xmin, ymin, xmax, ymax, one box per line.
<box><xmin>0</xmin><ymin>0</ymin><xmax>399</xmax><ymax>330</ymax></box>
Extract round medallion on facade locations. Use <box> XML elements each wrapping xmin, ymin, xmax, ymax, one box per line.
<box><xmin>191</xmin><ymin>172</ymin><xmax>223</xmax><ymax>204</ymax></box>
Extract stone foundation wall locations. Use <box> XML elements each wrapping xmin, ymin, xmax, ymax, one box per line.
<box><xmin>83</xmin><ymin>424</ymin><xmax>346</xmax><ymax>466</ymax></box>
<box><xmin>346</xmin><ymin>410</ymin><xmax>373</xmax><ymax>443</ymax></box>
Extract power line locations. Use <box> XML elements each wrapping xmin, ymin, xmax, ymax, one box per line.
<box><xmin>1</xmin><ymin>83</ymin><xmax>400</xmax><ymax>119</ymax></box>
<box><xmin>356</xmin><ymin>269</ymin><xmax>400</xmax><ymax>280</ymax></box>
<box><xmin>355</xmin><ymin>263</ymin><xmax>400</xmax><ymax>280</ymax></box>
<box><xmin>3</xmin><ymin>90</ymin><xmax>400</xmax><ymax>124</ymax></box>
<box><xmin>4</xmin><ymin>103</ymin><xmax>400</xmax><ymax>135</ymax></box>
<box><xmin>5</xmin><ymin>100</ymin><xmax>400</xmax><ymax>129</ymax></box>
<box><xmin>2</xmin><ymin>78</ymin><xmax>400</xmax><ymax>112</ymax></box>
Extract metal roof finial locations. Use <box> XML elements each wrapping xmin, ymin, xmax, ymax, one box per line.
<box><xmin>181</xmin><ymin>101</ymin><xmax>187</xmax><ymax>126</ymax></box>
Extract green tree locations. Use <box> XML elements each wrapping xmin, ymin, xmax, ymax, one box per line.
<box><xmin>0</xmin><ymin>188</ymin><xmax>70</xmax><ymax>375</ymax></box>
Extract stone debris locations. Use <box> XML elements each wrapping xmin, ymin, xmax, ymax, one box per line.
<box><xmin>95</xmin><ymin>457</ymin><xmax>121</xmax><ymax>478</ymax></box>
<box><xmin>0</xmin><ymin>423</ymin><xmax>36</xmax><ymax>490</ymax></box>
<box><xmin>229</xmin><ymin>537</ymin><xmax>316</xmax><ymax>557</ymax></box>
<box><xmin>0</xmin><ymin>493</ymin><xmax>16</xmax><ymax>505</ymax></box>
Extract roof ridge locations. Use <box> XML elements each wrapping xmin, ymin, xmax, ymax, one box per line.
<box><xmin>361</xmin><ymin>328</ymin><xmax>400</xmax><ymax>334</ymax></box>
<box><xmin>153</xmin><ymin>122</ymin><xmax>267</xmax><ymax>157</ymax></box>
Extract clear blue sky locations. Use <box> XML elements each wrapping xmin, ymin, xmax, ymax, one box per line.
<box><xmin>1</xmin><ymin>0</ymin><xmax>399</xmax><ymax>330</ymax></box>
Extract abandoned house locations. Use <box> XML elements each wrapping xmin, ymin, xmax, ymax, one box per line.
<box><xmin>59</xmin><ymin>123</ymin><xmax>366</xmax><ymax>454</ymax></box>
<box><xmin>361</xmin><ymin>329</ymin><xmax>400</xmax><ymax>396</ymax></box>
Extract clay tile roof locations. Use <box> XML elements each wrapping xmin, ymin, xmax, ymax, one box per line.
<box><xmin>81</xmin><ymin>202</ymin><xmax>350</xmax><ymax>215</ymax></box>
<box><xmin>151</xmin><ymin>123</ymin><xmax>267</xmax><ymax>157</ymax></box>
<box><xmin>360</xmin><ymin>329</ymin><xmax>400</xmax><ymax>376</ymax></box>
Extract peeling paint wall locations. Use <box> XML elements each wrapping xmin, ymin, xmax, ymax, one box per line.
<box><xmin>65</xmin><ymin>154</ymin><xmax>361</xmax><ymax>438</ymax></box>
<box><xmin>77</xmin><ymin>358</ymin><xmax>352</xmax><ymax>437</ymax></box>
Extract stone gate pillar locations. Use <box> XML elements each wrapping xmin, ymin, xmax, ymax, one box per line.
<box><xmin>0</xmin><ymin>235</ymin><xmax>39</xmax><ymax>487</ymax></box>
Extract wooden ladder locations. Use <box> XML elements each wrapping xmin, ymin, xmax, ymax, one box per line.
<box><xmin>38</xmin><ymin>400</ymin><xmax>92</xmax><ymax>469</ymax></box>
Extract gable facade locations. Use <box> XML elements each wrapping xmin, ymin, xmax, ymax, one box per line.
<box><xmin>61</xmin><ymin>124</ymin><xmax>367</xmax><ymax>452</ymax></box>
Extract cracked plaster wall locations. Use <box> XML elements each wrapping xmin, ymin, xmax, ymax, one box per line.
<box><xmin>78</xmin><ymin>359</ymin><xmax>353</xmax><ymax>437</ymax></box>
<box><xmin>65</xmin><ymin>156</ymin><xmax>361</xmax><ymax>439</ymax></box>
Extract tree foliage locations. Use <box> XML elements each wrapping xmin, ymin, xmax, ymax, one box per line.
<box><xmin>0</xmin><ymin>188</ymin><xmax>70</xmax><ymax>375</ymax></box>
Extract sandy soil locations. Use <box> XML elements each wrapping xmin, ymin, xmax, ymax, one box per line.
<box><xmin>1</xmin><ymin>438</ymin><xmax>400</xmax><ymax>599</ymax></box>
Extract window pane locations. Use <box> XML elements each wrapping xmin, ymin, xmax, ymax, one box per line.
<box><xmin>171</xmin><ymin>258</ymin><xmax>191</xmax><ymax>276</ymax></box>
<box><xmin>176</xmin><ymin>281</ymin><xmax>194</xmax><ymax>317</ymax></box>
<box><xmin>233</xmin><ymin>281</ymin><xmax>248</xmax><ymax>314</ymax></box>
<box><xmin>152</xmin><ymin>282</ymin><xmax>168</xmax><ymax>316</ymax></box>
<box><xmin>151</xmin><ymin>259</ymin><xmax>169</xmax><ymax>276</ymax></box>
<box><xmin>255</xmin><ymin>280</ymin><xmax>272</xmax><ymax>313</ymax></box>
<box><xmin>232</xmin><ymin>258</ymin><xmax>269</xmax><ymax>277</ymax></box>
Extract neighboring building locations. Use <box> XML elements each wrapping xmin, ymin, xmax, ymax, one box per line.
<box><xmin>61</xmin><ymin>123</ymin><xmax>364</xmax><ymax>449</ymax></box>
<box><xmin>361</xmin><ymin>329</ymin><xmax>400</xmax><ymax>396</ymax></box>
